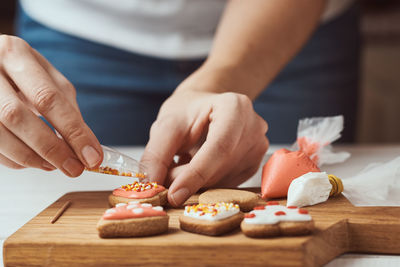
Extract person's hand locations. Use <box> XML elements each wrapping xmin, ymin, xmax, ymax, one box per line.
<box><xmin>141</xmin><ymin>89</ymin><xmax>269</xmax><ymax>207</ymax></box>
<box><xmin>0</xmin><ymin>35</ymin><xmax>102</xmax><ymax>176</ymax></box>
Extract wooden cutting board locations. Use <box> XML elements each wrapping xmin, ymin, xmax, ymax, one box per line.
<box><xmin>3</xmin><ymin>189</ymin><xmax>400</xmax><ymax>267</ymax></box>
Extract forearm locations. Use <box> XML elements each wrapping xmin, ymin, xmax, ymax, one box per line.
<box><xmin>177</xmin><ymin>0</ymin><xmax>325</xmax><ymax>100</ymax></box>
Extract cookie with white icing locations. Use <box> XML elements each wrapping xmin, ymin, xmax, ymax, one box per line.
<box><xmin>198</xmin><ymin>189</ymin><xmax>260</xmax><ymax>212</ymax></box>
<box><xmin>179</xmin><ymin>202</ymin><xmax>244</xmax><ymax>236</ymax></box>
<box><xmin>108</xmin><ymin>181</ymin><xmax>168</xmax><ymax>207</ymax></box>
<box><xmin>97</xmin><ymin>202</ymin><xmax>169</xmax><ymax>238</ymax></box>
<box><xmin>241</xmin><ymin>201</ymin><xmax>314</xmax><ymax>238</ymax></box>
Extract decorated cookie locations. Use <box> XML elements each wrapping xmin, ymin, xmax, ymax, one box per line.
<box><xmin>97</xmin><ymin>202</ymin><xmax>169</xmax><ymax>238</ymax></box>
<box><xmin>199</xmin><ymin>189</ymin><xmax>260</xmax><ymax>212</ymax></box>
<box><xmin>241</xmin><ymin>202</ymin><xmax>314</xmax><ymax>238</ymax></box>
<box><xmin>179</xmin><ymin>202</ymin><xmax>244</xmax><ymax>236</ymax></box>
<box><xmin>109</xmin><ymin>181</ymin><xmax>168</xmax><ymax>207</ymax></box>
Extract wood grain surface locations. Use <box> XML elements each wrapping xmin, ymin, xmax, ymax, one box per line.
<box><xmin>3</xmin><ymin>189</ymin><xmax>400</xmax><ymax>267</ymax></box>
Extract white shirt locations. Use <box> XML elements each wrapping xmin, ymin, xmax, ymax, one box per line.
<box><xmin>20</xmin><ymin>0</ymin><xmax>354</xmax><ymax>59</ymax></box>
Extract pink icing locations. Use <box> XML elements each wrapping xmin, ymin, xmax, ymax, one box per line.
<box><xmin>112</xmin><ymin>184</ymin><xmax>166</xmax><ymax>199</ymax></box>
<box><xmin>102</xmin><ymin>203</ymin><xmax>167</xmax><ymax>220</ymax></box>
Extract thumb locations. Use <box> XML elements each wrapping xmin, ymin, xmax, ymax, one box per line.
<box><xmin>140</xmin><ymin>117</ymin><xmax>185</xmax><ymax>185</ymax></box>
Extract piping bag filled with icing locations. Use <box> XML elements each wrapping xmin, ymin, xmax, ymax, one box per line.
<box><xmin>287</xmin><ymin>172</ymin><xmax>343</xmax><ymax>207</ymax></box>
<box><xmin>288</xmin><ymin>157</ymin><xmax>400</xmax><ymax>207</ymax></box>
<box><xmin>261</xmin><ymin>116</ymin><xmax>350</xmax><ymax>199</ymax></box>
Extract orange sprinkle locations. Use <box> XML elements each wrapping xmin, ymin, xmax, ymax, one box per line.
<box><xmin>184</xmin><ymin>202</ymin><xmax>239</xmax><ymax>216</ymax></box>
<box><xmin>121</xmin><ymin>181</ymin><xmax>159</xmax><ymax>192</ymax></box>
<box><xmin>87</xmin><ymin>166</ymin><xmax>146</xmax><ymax>178</ymax></box>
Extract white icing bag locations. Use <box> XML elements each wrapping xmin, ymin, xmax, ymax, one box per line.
<box><xmin>287</xmin><ymin>157</ymin><xmax>400</xmax><ymax>207</ymax></box>
<box><xmin>287</xmin><ymin>172</ymin><xmax>332</xmax><ymax>207</ymax></box>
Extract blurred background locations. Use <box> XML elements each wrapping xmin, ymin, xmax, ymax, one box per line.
<box><xmin>1</xmin><ymin>0</ymin><xmax>399</xmax><ymax>143</ymax></box>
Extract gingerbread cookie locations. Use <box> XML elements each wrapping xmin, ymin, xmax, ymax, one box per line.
<box><xmin>109</xmin><ymin>181</ymin><xmax>168</xmax><ymax>207</ymax></box>
<box><xmin>241</xmin><ymin>202</ymin><xmax>314</xmax><ymax>238</ymax></box>
<box><xmin>199</xmin><ymin>189</ymin><xmax>260</xmax><ymax>212</ymax></box>
<box><xmin>179</xmin><ymin>202</ymin><xmax>243</xmax><ymax>236</ymax></box>
<box><xmin>97</xmin><ymin>202</ymin><xmax>169</xmax><ymax>238</ymax></box>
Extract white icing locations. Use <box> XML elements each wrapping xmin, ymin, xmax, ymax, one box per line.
<box><xmin>287</xmin><ymin>172</ymin><xmax>332</xmax><ymax>207</ymax></box>
<box><xmin>152</xmin><ymin>206</ymin><xmax>163</xmax><ymax>211</ymax></box>
<box><xmin>127</xmin><ymin>204</ymin><xmax>139</xmax><ymax>209</ymax></box>
<box><xmin>132</xmin><ymin>208</ymin><xmax>144</xmax><ymax>214</ymax></box>
<box><xmin>128</xmin><ymin>201</ymin><xmax>140</xmax><ymax>205</ymax></box>
<box><xmin>141</xmin><ymin>203</ymin><xmax>152</xmax><ymax>208</ymax></box>
<box><xmin>183</xmin><ymin>202</ymin><xmax>240</xmax><ymax>221</ymax></box>
<box><xmin>115</xmin><ymin>203</ymin><xmax>127</xmax><ymax>207</ymax></box>
<box><xmin>243</xmin><ymin>205</ymin><xmax>312</xmax><ymax>225</ymax></box>
<box><xmin>105</xmin><ymin>208</ymin><xmax>116</xmax><ymax>214</ymax></box>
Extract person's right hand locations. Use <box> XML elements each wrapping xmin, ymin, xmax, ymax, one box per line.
<box><xmin>0</xmin><ymin>35</ymin><xmax>103</xmax><ymax>177</ymax></box>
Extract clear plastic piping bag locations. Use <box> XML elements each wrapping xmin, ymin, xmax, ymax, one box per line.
<box><xmin>86</xmin><ymin>145</ymin><xmax>148</xmax><ymax>181</ymax></box>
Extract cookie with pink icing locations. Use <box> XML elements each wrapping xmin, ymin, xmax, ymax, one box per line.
<box><xmin>97</xmin><ymin>202</ymin><xmax>169</xmax><ymax>238</ymax></box>
<box><xmin>241</xmin><ymin>201</ymin><xmax>314</xmax><ymax>238</ymax></box>
<box><xmin>108</xmin><ymin>181</ymin><xmax>168</xmax><ymax>207</ymax></box>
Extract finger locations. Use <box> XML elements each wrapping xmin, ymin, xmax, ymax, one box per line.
<box><xmin>0</xmin><ymin>123</ymin><xmax>55</xmax><ymax>170</ymax></box>
<box><xmin>0</xmin><ymin>76</ymin><xmax>83</xmax><ymax>177</ymax></box>
<box><xmin>3</xmin><ymin>40</ymin><xmax>103</xmax><ymax>169</ymax></box>
<box><xmin>167</xmin><ymin>136</ymin><xmax>268</xmax><ymax>189</ymax></box>
<box><xmin>214</xmin><ymin>137</ymin><xmax>269</xmax><ymax>188</ymax></box>
<box><xmin>140</xmin><ymin>116</ymin><xmax>186</xmax><ymax>184</ymax></box>
<box><xmin>167</xmin><ymin>104</ymin><xmax>245</xmax><ymax>206</ymax></box>
<box><xmin>0</xmin><ymin>153</ymin><xmax>25</xmax><ymax>169</ymax></box>
<box><xmin>31</xmin><ymin>48</ymin><xmax>79</xmax><ymax>111</ymax></box>
<box><xmin>216</xmin><ymin>115</ymin><xmax>269</xmax><ymax>188</ymax></box>
<box><xmin>165</xmin><ymin>163</ymin><xmax>187</xmax><ymax>188</ymax></box>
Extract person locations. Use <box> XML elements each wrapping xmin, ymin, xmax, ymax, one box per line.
<box><xmin>0</xmin><ymin>0</ymin><xmax>359</xmax><ymax>206</ymax></box>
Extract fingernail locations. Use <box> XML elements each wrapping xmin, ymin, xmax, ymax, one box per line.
<box><xmin>171</xmin><ymin>187</ymin><xmax>190</xmax><ymax>207</ymax></box>
<box><xmin>42</xmin><ymin>161</ymin><xmax>55</xmax><ymax>171</ymax></box>
<box><xmin>81</xmin><ymin>145</ymin><xmax>101</xmax><ymax>168</ymax></box>
<box><xmin>63</xmin><ymin>157</ymin><xmax>83</xmax><ymax>177</ymax></box>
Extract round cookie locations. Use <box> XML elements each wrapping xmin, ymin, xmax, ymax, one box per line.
<box><xmin>199</xmin><ymin>189</ymin><xmax>260</xmax><ymax>212</ymax></box>
<box><xmin>108</xmin><ymin>182</ymin><xmax>168</xmax><ymax>207</ymax></box>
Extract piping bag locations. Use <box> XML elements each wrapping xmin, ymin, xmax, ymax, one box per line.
<box><xmin>86</xmin><ymin>145</ymin><xmax>148</xmax><ymax>181</ymax></box>
<box><xmin>287</xmin><ymin>172</ymin><xmax>343</xmax><ymax>207</ymax></box>
<box><xmin>54</xmin><ymin>129</ymin><xmax>148</xmax><ymax>181</ymax></box>
<box><xmin>261</xmin><ymin>115</ymin><xmax>350</xmax><ymax>199</ymax></box>
<box><xmin>287</xmin><ymin>156</ymin><xmax>400</xmax><ymax>207</ymax></box>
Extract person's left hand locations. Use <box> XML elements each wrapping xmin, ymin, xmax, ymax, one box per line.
<box><xmin>141</xmin><ymin>87</ymin><xmax>269</xmax><ymax>207</ymax></box>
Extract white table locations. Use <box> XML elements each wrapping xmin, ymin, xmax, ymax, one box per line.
<box><xmin>1</xmin><ymin>145</ymin><xmax>399</xmax><ymax>266</ymax></box>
